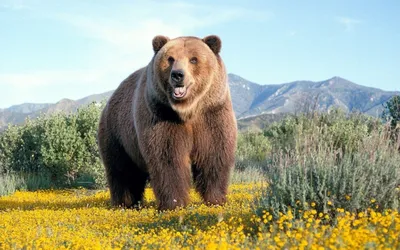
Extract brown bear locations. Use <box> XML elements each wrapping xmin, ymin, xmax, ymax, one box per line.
<box><xmin>97</xmin><ymin>35</ymin><xmax>237</xmax><ymax>211</ymax></box>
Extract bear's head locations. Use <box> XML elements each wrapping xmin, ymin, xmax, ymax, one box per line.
<box><xmin>150</xmin><ymin>35</ymin><xmax>226</xmax><ymax>119</ymax></box>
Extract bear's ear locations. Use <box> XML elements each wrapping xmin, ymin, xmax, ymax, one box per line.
<box><xmin>202</xmin><ymin>35</ymin><xmax>221</xmax><ymax>54</ymax></box>
<box><xmin>152</xmin><ymin>35</ymin><xmax>170</xmax><ymax>53</ymax></box>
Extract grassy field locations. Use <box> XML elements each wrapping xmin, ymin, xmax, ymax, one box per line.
<box><xmin>0</xmin><ymin>183</ymin><xmax>399</xmax><ymax>249</ymax></box>
<box><xmin>1</xmin><ymin>107</ymin><xmax>399</xmax><ymax>249</ymax></box>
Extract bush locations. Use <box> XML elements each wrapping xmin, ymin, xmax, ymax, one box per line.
<box><xmin>236</xmin><ymin>131</ymin><xmax>271</xmax><ymax>161</ymax></box>
<box><xmin>382</xmin><ymin>95</ymin><xmax>400</xmax><ymax>129</ymax></box>
<box><xmin>235</xmin><ymin>131</ymin><xmax>271</xmax><ymax>172</ymax></box>
<box><xmin>0</xmin><ymin>102</ymin><xmax>106</xmax><ymax>191</ymax></box>
<box><xmin>255</xmin><ymin>111</ymin><xmax>400</xmax><ymax>219</ymax></box>
<box><xmin>264</xmin><ymin>108</ymin><xmax>379</xmax><ymax>155</ymax></box>
<box><xmin>75</xmin><ymin>103</ymin><xmax>106</xmax><ymax>187</ymax></box>
<box><xmin>0</xmin><ymin>125</ymin><xmax>20</xmax><ymax>173</ymax></box>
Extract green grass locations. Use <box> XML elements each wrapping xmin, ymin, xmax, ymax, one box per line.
<box><xmin>230</xmin><ymin>165</ymin><xmax>266</xmax><ymax>184</ymax></box>
<box><xmin>0</xmin><ymin>172</ymin><xmax>53</xmax><ymax>196</ymax></box>
<box><xmin>0</xmin><ymin>173</ymin><xmax>23</xmax><ymax>196</ymax></box>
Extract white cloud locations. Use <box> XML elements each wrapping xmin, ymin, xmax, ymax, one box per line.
<box><xmin>55</xmin><ymin>14</ymin><xmax>183</xmax><ymax>55</ymax></box>
<box><xmin>0</xmin><ymin>70</ymin><xmax>101</xmax><ymax>88</ymax></box>
<box><xmin>1</xmin><ymin>0</ymin><xmax>29</xmax><ymax>10</ymax></box>
<box><xmin>336</xmin><ymin>16</ymin><xmax>362</xmax><ymax>31</ymax></box>
<box><xmin>28</xmin><ymin>2</ymin><xmax>269</xmax><ymax>85</ymax></box>
<box><xmin>54</xmin><ymin>3</ymin><xmax>267</xmax><ymax>48</ymax></box>
<box><xmin>0</xmin><ymin>1</ymin><xmax>270</xmax><ymax>107</ymax></box>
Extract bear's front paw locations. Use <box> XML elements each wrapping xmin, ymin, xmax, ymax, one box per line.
<box><xmin>203</xmin><ymin>193</ymin><xmax>227</xmax><ymax>206</ymax></box>
<box><xmin>158</xmin><ymin>197</ymin><xmax>188</xmax><ymax>211</ymax></box>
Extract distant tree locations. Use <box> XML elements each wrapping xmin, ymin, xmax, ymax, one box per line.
<box><xmin>382</xmin><ymin>95</ymin><xmax>400</xmax><ymax>129</ymax></box>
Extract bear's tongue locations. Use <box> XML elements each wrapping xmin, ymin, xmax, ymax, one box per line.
<box><xmin>173</xmin><ymin>86</ymin><xmax>187</xmax><ymax>98</ymax></box>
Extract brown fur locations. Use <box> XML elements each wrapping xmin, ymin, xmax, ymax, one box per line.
<box><xmin>97</xmin><ymin>35</ymin><xmax>237</xmax><ymax>210</ymax></box>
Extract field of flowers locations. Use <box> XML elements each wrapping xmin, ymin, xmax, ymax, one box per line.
<box><xmin>0</xmin><ymin>183</ymin><xmax>399</xmax><ymax>249</ymax></box>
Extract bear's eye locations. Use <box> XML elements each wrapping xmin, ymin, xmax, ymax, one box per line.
<box><xmin>190</xmin><ymin>57</ymin><xmax>198</xmax><ymax>64</ymax></box>
<box><xmin>167</xmin><ymin>56</ymin><xmax>175</xmax><ymax>64</ymax></box>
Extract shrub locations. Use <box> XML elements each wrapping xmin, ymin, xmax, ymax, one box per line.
<box><xmin>235</xmin><ymin>131</ymin><xmax>271</xmax><ymax>172</ymax></box>
<box><xmin>75</xmin><ymin>103</ymin><xmax>106</xmax><ymax>187</ymax></box>
<box><xmin>382</xmin><ymin>95</ymin><xmax>400</xmax><ymax>129</ymax></box>
<box><xmin>255</xmin><ymin>113</ymin><xmax>400</xmax><ymax>219</ymax></box>
<box><xmin>0</xmin><ymin>125</ymin><xmax>20</xmax><ymax>173</ymax></box>
<box><xmin>264</xmin><ymin>108</ymin><xmax>378</xmax><ymax>155</ymax></box>
<box><xmin>0</xmin><ymin>102</ymin><xmax>106</xmax><ymax>190</ymax></box>
<box><xmin>40</xmin><ymin>112</ymin><xmax>88</xmax><ymax>185</ymax></box>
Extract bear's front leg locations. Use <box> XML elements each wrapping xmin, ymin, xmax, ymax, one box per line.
<box><xmin>191</xmin><ymin>107</ymin><xmax>237</xmax><ymax>206</ymax></box>
<box><xmin>140</xmin><ymin>122</ymin><xmax>193</xmax><ymax>211</ymax></box>
<box><xmin>192</xmin><ymin>132</ymin><xmax>236</xmax><ymax>206</ymax></box>
<box><xmin>192</xmin><ymin>152</ymin><xmax>235</xmax><ymax>206</ymax></box>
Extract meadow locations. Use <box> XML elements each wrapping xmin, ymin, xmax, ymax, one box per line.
<box><xmin>0</xmin><ymin>183</ymin><xmax>399</xmax><ymax>249</ymax></box>
<box><xmin>1</xmin><ymin>101</ymin><xmax>400</xmax><ymax>249</ymax></box>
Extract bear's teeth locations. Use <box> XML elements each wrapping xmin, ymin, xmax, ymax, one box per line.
<box><xmin>173</xmin><ymin>87</ymin><xmax>186</xmax><ymax>97</ymax></box>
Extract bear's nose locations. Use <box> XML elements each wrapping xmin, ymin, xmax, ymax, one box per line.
<box><xmin>171</xmin><ymin>69</ymin><xmax>185</xmax><ymax>83</ymax></box>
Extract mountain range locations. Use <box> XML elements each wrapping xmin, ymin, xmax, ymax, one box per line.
<box><xmin>1</xmin><ymin>74</ymin><xmax>398</xmax><ymax>130</ymax></box>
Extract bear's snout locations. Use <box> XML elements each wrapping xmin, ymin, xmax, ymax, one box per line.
<box><xmin>170</xmin><ymin>69</ymin><xmax>189</xmax><ymax>99</ymax></box>
<box><xmin>171</xmin><ymin>69</ymin><xmax>185</xmax><ymax>84</ymax></box>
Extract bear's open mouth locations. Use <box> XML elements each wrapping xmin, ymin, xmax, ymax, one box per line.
<box><xmin>173</xmin><ymin>86</ymin><xmax>187</xmax><ymax>99</ymax></box>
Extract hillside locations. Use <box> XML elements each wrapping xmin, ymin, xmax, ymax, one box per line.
<box><xmin>229</xmin><ymin>75</ymin><xmax>398</xmax><ymax>118</ymax></box>
<box><xmin>0</xmin><ymin>74</ymin><xmax>398</xmax><ymax>130</ymax></box>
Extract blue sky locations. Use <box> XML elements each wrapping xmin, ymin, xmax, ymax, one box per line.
<box><xmin>0</xmin><ymin>0</ymin><xmax>399</xmax><ymax>108</ymax></box>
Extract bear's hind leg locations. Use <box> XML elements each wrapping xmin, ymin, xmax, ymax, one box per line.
<box><xmin>124</xmin><ymin>167</ymin><xmax>149</xmax><ymax>208</ymax></box>
<box><xmin>101</xmin><ymin>141</ymin><xmax>148</xmax><ymax>208</ymax></box>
